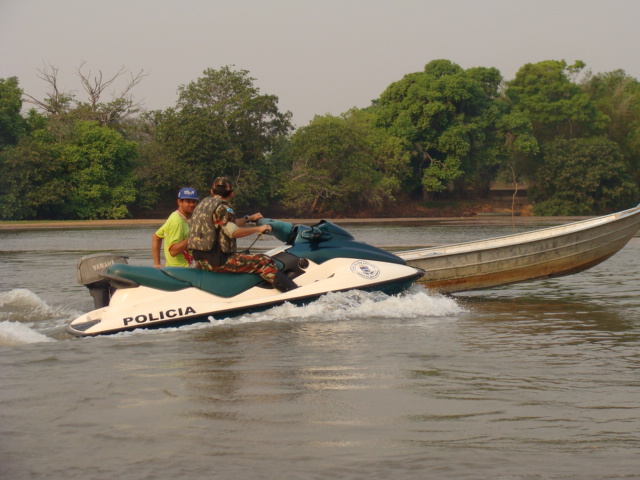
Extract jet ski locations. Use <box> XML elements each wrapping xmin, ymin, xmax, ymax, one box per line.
<box><xmin>67</xmin><ymin>219</ymin><xmax>424</xmax><ymax>337</ymax></box>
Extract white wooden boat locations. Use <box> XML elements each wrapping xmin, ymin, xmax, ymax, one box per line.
<box><xmin>396</xmin><ymin>204</ymin><xmax>640</xmax><ymax>293</ymax></box>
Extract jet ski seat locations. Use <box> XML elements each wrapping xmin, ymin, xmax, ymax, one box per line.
<box><xmin>104</xmin><ymin>256</ymin><xmax>289</xmax><ymax>298</ymax></box>
<box><xmin>163</xmin><ymin>267</ymin><xmax>264</xmax><ymax>297</ymax></box>
<box><xmin>102</xmin><ymin>264</ymin><xmax>190</xmax><ymax>291</ymax></box>
<box><xmin>103</xmin><ymin>264</ymin><xmax>265</xmax><ymax>298</ymax></box>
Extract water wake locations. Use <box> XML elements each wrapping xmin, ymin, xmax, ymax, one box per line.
<box><xmin>0</xmin><ymin>320</ymin><xmax>54</xmax><ymax>346</ymax></box>
<box><xmin>224</xmin><ymin>284</ymin><xmax>464</xmax><ymax>325</ymax></box>
<box><xmin>0</xmin><ymin>289</ymin><xmax>78</xmax><ymax>345</ymax></box>
<box><xmin>0</xmin><ymin>289</ymin><xmax>56</xmax><ymax>322</ymax></box>
<box><xmin>96</xmin><ymin>286</ymin><xmax>464</xmax><ymax>338</ymax></box>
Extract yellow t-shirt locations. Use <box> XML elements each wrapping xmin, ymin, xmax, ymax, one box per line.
<box><xmin>155</xmin><ymin>211</ymin><xmax>190</xmax><ymax>267</ymax></box>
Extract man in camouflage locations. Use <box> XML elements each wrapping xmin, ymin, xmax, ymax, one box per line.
<box><xmin>188</xmin><ymin>177</ymin><xmax>297</xmax><ymax>292</ymax></box>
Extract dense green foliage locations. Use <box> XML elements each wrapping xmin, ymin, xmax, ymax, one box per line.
<box><xmin>504</xmin><ymin>60</ymin><xmax>639</xmax><ymax>213</ymax></box>
<box><xmin>376</xmin><ymin>60</ymin><xmax>514</xmax><ymax>198</ymax></box>
<box><xmin>506</xmin><ymin>60</ymin><xmax>608</xmax><ymax>141</ymax></box>
<box><xmin>530</xmin><ymin>137</ymin><xmax>639</xmax><ymax>215</ymax></box>
<box><xmin>583</xmin><ymin>70</ymin><xmax>640</xmax><ymax>186</ymax></box>
<box><xmin>0</xmin><ymin>77</ymin><xmax>28</xmax><ymax>149</ymax></box>
<box><xmin>0</xmin><ymin>120</ymin><xmax>137</xmax><ymax>219</ymax></box>
<box><xmin>281</xmin><ymin>109</ymin><xmax>409</xmax><ymax>216</ymax></box>
<box><xmin>151</xmin><ymin>67</ymin><xmax>293</xmax><ymax>209</ymax></box>
<box><xmin>2</xmin><ymin>59</ymin><xmax>640</xmax><ymax>220</ymax></box>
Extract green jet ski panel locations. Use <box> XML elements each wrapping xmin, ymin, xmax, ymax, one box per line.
<box><xmin>287</xmin><ymin>220</ymin><xmax>407</xmax><ymax>266</ymax></box>
<box><xmin>104</xmin><ymin>264</ymin><xmax>191</xmax><ymax>291</ymax></box>
<box><xmin>163</xmin><ymin>267</ymin><xmax>264</xmax><ymax>297</ymax></box>
<box><xmin>104</xmin><ymin>262</ymin><xmax>286</xmax><ymax>298</ymax></box>
<box><xmin>256</xmin><ymin>218</ymin><xmax>407</xmax><ymax>266</ymax></box>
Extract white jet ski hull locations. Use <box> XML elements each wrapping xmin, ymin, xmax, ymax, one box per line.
<box><xmin>68</xmin><ymin>256</ymin><xmax>422</xmax><ymax>337</ymax></box>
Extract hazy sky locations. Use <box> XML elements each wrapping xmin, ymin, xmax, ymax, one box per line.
<box><xmin>2</xmin><ymin>0</ymin><xmax>640</xmax><ymax>127</ymax></box>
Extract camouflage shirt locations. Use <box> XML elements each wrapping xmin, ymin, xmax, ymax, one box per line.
<box><xmin>188</xmin><ymin>195</ymin><xmax>237</xmax><ymax>254</ymax></box>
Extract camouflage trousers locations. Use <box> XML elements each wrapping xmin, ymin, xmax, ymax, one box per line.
<box><xmin>194</xmin><ymin>252</ymin><xmax>278</xmax><ymax>284</ymax></box>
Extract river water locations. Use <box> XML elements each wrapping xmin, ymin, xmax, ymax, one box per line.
<box><xmin>1</xmin><ymin>223</ymin><xmax>639</xmax><ymax>479</ymax></box>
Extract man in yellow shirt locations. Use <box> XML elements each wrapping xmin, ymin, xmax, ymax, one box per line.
<box><xmin>152</xmin><ymin>188</ymin><xmax>198</xmax><ymax>268</ymax></box>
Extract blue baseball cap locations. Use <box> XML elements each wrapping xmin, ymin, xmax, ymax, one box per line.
<box><xmin>178</xmin><ymin>188</ymin><xmax>198</xmax><ymax>200</ymax></box>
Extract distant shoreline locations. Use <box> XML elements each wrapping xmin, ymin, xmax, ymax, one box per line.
<box><xmin>0</xmin><ymin>215</ymin><xmax>591</xmax><ymax>231</ymax></box>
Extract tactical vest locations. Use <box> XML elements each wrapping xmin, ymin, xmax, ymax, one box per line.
<box><xmin>188</xmin><ymin>196</ymin><xmax>237</xmax><ymax>254</ymax></box>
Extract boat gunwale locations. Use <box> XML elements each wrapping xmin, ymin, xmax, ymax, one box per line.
<box><xmin>397</xmin><ymin>204</ymin><xmax>640</xmax><ymax>260</ymax></box>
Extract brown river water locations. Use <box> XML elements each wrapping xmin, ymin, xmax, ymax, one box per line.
<box><xmin>1</xmin><ymin>223</ymin><xmax>639</xmax><ymax>479</ymax></box>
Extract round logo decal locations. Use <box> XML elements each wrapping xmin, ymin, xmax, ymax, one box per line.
<box><xmin>350</xmin><ymin>260</ymin><xmax>380</xmax><ymax>279</ymax></box>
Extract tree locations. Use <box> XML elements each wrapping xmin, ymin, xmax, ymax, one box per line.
<box><xmin>0</xmin><ymin>77</ymin><xmax>28</xmax><ymax>149</ymax></box>
<box><xmin>582</xmin><ymin>69</ymin><xmax>640</xmax><ymax>187</ymax></box>
<box><xmin>155</xmin><ymin>66</ymin><xmax>293</xmax><ymax>208</ymax></box>
<box><xmin>59</xmin><ymin>121</ymin><xmax>138</xmax><ymax>219</ymax></box>
<box><xmin>505</xmin><ymin>60</ymin><xmax>608</xmax><ymax>142</ymax></box>
<box><xmin>282</xmin><ymin>109</ymin><xmax>410</xmax><ymax>216</ymax></box>
<box><xmin>494</xmin><ymin>109</ymin><xmax>539</xmax><ymax>183</ymax></box>
<box><xmin>0</xmin><ymin>136</ymin><xmax>63</xmax><ymax>219</ymax></box>
<box><xmin>127</xmin><ymin>111</ymin><xmax>182</xmax><ymax>211</ymax></box>
<box><xmin>0</xmin><ymin>120</ymin><xmax>138</xmax><ymax>220</ymax></box>
<box><xmin>530</xmin><ymin>137</ymin><xmax>639</xmax><ymax>215</ymax></box>
<box><xmin>23</xmin><ymin>63</ymin><xmax>147</xmax><ymax>129</ymax></box>
<box><xmin>375</xmin><ymin>59</ymin><xmax>510</xmax><ymax>198</ymax></box>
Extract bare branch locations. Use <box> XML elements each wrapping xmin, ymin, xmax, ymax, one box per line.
<box><xmin>77</xmin><ymin>61</ymin><xmax>129</xmax><ymax>110</ymax></box>
<box><xmin>75</xmin><ymin>62</ymin><xmax>148</xmax><ymax>124</ymax></box>
<box><xmin>118</xmin><ymin>69</ymin><xmax>147</xmax><ymax>99</ymax></box>
<box><xmin>22</xmin><ymin>91</ymin><xmax>50</xmax><ymax>112</ymax></box>
<box><xmin>23</xmin><ymin>63</ymin><xmax>74</xmax><ymax>114</ymax></box>
<box><xmin>23</xmin><ymin>62</ymin><xmax>148</xmax><ymax>127</ymax></box>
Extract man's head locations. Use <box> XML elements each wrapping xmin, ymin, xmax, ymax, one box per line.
<box><xmin>177</xmin><ymin>187</ymin><xmax>198</xmax><ymax>217</ymax></box>
<box><xmin>212</xmin><ymin>177</ymin><xmax>234</xmax><ymax>198</ymax></box>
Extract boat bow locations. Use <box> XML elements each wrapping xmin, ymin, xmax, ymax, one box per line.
<box><xmin>397</xmin><ymin>204</ymin><xmax>640</xmax><ymax>293</ymax></box>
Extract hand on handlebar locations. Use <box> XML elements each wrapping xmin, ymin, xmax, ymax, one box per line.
<box><xmin>260</xmin><ymin>224</ymin><xmax>272</xmax><ymax>235</ymax></box>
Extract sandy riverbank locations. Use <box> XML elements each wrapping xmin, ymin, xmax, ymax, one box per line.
<box><xmin>0</xmin><ymin>215</ymin><xmax>591</xmax><ymax>231</ymax></box>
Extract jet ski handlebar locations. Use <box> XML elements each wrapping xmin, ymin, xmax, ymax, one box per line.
<box><xmin>256</xmin><ymin>218</ymin><xmax>295</xmax><ymax>243</ymax></box>
<box><xmin>256</xmin><ymin>218</ymin><xmax>353</xmax><ymax>245</ymax></box>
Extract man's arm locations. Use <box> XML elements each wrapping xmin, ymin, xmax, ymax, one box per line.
<box><xmin>168</xmin><ymin>238</ymin><xmax>189</xmax><ymax>257</ymax></box>
<box><xmin>152</xmin><ymin>234</ymin><xmax>163</xmax><ymax>268</ymax></box>
<box><xmin>230</xmin><ymin>223</ymin><xmax>272</xmax><ymax>239</ymax></box>
<box><xmin>235</xmin><ymin>212</ymin><xmax>264</xmax><ymax>227</ymax></box>
<box><xmin>216</xmin><ymin>206</ymin><xmax>271</xmax><ymax>239</ymax></box>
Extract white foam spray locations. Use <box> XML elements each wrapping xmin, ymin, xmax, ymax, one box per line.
<box><xmin>92</xmin><ymin>286</ymin><xmax>465</xmax><ymax>338</ymax></box>
<box><xmin>0</xmin><ymin>289</ymin><xmax>74</xmax><ymax>345</ymax></box>
<box><xmin>221</xmin><ymin>284</ymin><xmax>464</xmax><ymax>326</ymax></box>
<box><xmin>0</xmin><ymin>321</ymin><xmax>54</xmax><ymax>346</ymax></box>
